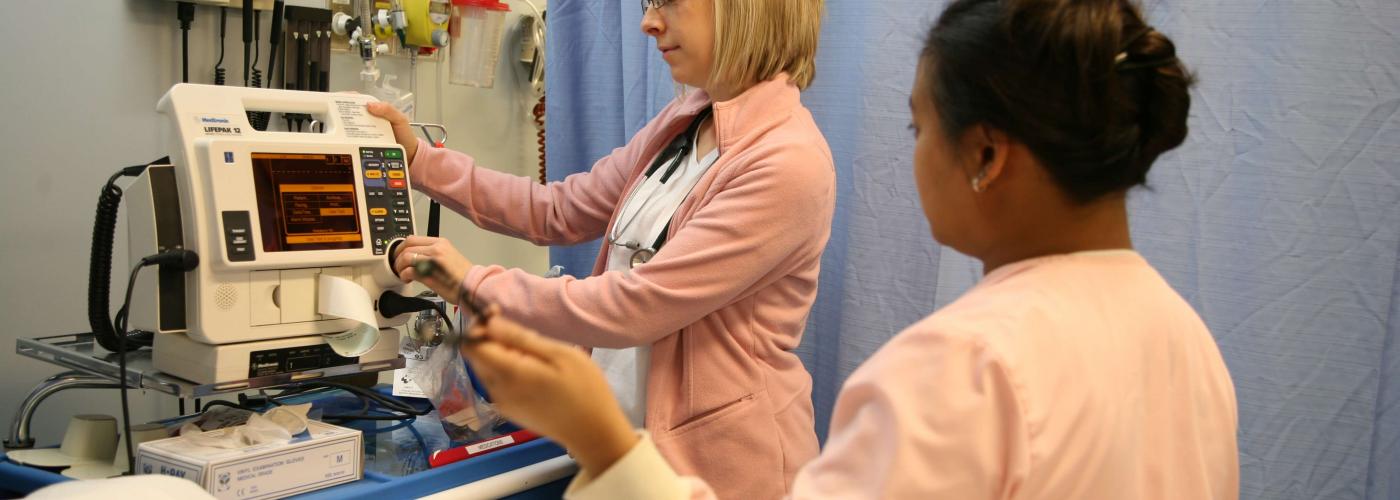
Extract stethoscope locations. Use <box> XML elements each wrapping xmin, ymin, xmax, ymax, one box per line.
<box><xmin>607</xmin><ymin>107</ymin><xmax>714</xmax><ymax>269</ymax></box>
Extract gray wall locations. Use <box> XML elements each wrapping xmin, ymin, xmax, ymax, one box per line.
<box><xmin>0</xmin><ymin>0</ymin><xmax>547</xmax><ymax>448</ymax></box>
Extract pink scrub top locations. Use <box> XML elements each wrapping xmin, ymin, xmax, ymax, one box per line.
<box><xmin>566</xmin><ymin>250</ymin><xmax>1240</xmax><ymax>500</ymax></box>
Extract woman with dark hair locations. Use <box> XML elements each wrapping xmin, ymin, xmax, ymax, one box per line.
<box><xmin>452</xmin><ymin>0</ymin><xmax>1239</xmax><ymax>498</ymax></box>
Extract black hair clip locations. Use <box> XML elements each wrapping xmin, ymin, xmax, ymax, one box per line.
<box><xmin>1114</xmin><ymin>26</ymin><xmax>1175</xmax><ymax>72</ymax></box>
<box><xmin>1117</xmin><ymin>56</ymin><xmax>1178</xmax><ymax>72</ymax></box>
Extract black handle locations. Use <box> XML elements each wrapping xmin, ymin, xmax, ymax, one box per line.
<box><xmin>242</xmin><ymin>0</ymin><xmax>253</xmax><ymax>43</ymax></box>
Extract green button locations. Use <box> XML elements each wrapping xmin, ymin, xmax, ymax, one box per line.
<box><xmin>383</xmin><ymin>149</ymin><xmax>403</xmax><ymax>159</ymax></box>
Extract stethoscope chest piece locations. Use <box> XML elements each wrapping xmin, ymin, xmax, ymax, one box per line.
<box><xmin>629</xmin><ymin>247</ymin><xmax>656</xmax><ymax>268</ymax></box>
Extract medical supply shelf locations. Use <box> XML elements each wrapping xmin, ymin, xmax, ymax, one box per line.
<box><xmin>15</xmin><ymin>333</ymin><xmax>405</xmax><ymax>398</ymax></box>
<box><xmin>0</xmin><ymin>439</ymin><xmax>573</xmax><ymax>499</ymax></box>
<box><xmin>1</xmin><ymin>378</ymin><xmax>577</xmax><ymax>498</ymax></box>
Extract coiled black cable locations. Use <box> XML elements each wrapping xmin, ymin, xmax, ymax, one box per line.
<box><xmin>214</xmin><ymin>7</ymin><xmax>227</xmax><ymax>85</ymax></box>
<box><xmin>88</xmin><ymin>161</ymin><xmax>166</xmax><ymax>353</ymax></box>
<box><xmin>88</xmin><ymin>170</ymin><xmax>137</xmax><ymax>353</ymax></box>
<box><xmin>533</xmin><ymin>95</ymin><xmax>547</xmax><ymax>184</ymax></box>
<box><xmin>248</xmin><ymin>11</ymin><xmax>271</xmax><ymax>131</ymax></box>
<box><xmin>251</xmin><ymin>10</ymin><xmax>263</xmax><ymax>89</ymax></box>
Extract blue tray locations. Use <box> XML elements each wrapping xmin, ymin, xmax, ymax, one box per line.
<box><xmin>0</xmin><ymin>450</ymin><xmax>69</xmax><ymax>496</ymax></box>
<box><xmin>0</xmin><ymin>387</ymin><xmax>574</xmax><ymax>499</ymax></box>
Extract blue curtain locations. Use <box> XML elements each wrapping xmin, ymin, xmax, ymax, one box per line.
<box><xmin>544</xmin><ymin>1</ymin><xmax>675</xmax><ymax>274</ymax></box>
<box><xmin>544</xmin><ymin>1</ymin><xmax>1400</xmax><ymax>498</ymax></box>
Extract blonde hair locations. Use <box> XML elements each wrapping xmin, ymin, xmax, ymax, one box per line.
<box><xmin>710</xmin><ymin>0</ymin><xmax>824</xmax><ymax>92</ymax></box>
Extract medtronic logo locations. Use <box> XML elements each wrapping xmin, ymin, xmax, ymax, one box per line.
<box><xmin>200</xmin><ymin>116</ymin><xmax>231</xmax><ymax>124</ymax></box>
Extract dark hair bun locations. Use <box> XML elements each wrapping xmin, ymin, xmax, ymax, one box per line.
<box><xmin>1121</xmin><ymin>28</ymin><xmax>1194</xmax><ymax>188</ymax></box>
<box><xmin>924</xmin><ymin>0</ymin><xmax>1196</xmax><ymax>203</ymax></box>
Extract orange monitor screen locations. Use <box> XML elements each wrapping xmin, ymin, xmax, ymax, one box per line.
<box><xmin>251</xmin><ymin>153</ymin><xmax>363</xmax><ymax>252</ymax></box>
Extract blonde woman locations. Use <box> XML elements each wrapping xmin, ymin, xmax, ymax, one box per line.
<box><xmin>368</xmin><ymin>0</ymin><xmax>831</xmax><ymax>497</ymax></box>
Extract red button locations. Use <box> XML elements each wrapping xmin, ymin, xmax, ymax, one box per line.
<box><xmin>389</xmin><ymin>179</ymin><xmax>407</xmax><ymax>189</ymax></box>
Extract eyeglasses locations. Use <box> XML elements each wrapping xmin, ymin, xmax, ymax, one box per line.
<box><xmin>640</xmin><ymin>0</ymin><xmax>675</xmax><ymax>12</ymax></box>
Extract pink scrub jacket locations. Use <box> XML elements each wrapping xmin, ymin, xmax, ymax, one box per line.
<box><xmin>407</xmin><ymin>74</ymin><xmax>835</xmax><ymax>499</ymax></box>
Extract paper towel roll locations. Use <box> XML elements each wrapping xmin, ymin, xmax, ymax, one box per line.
<box><xmin>317</xmin><ymin>275</ymin><xmax>382</xmax><ymax>357</ymax></box>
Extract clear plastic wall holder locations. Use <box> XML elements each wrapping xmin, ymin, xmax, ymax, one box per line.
<box><xmin>362</xmin><ymin>60</ymin><xmax>417</xmax><ymax>119</ymax></box>
<box><xmin>448</xmin><ymin>0</ymin><xmax>511</xmax><ymax>88</ymax></box>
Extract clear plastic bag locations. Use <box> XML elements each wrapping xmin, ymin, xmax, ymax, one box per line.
<box><xmin>415</xmin><ymin>339</ymin><xmax>502</xmax><ymax>442</ymax></box>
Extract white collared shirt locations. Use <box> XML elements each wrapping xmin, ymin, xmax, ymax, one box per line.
<box><xmin>593</xmin><ymin>129</ymin><xmax>721</xmax><ymax>426</ymax></box>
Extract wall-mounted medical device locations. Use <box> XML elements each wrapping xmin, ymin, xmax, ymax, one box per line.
<box><xmin>124</xmin><ymin>84</ymin><xmax>422</xmax><ymax>386</ymax></box>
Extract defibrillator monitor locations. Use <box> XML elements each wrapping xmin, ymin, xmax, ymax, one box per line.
<box><xmin>123</xmin><ymin>84</ymin><xmax>420</xmax><ymax>384</ymax></box>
